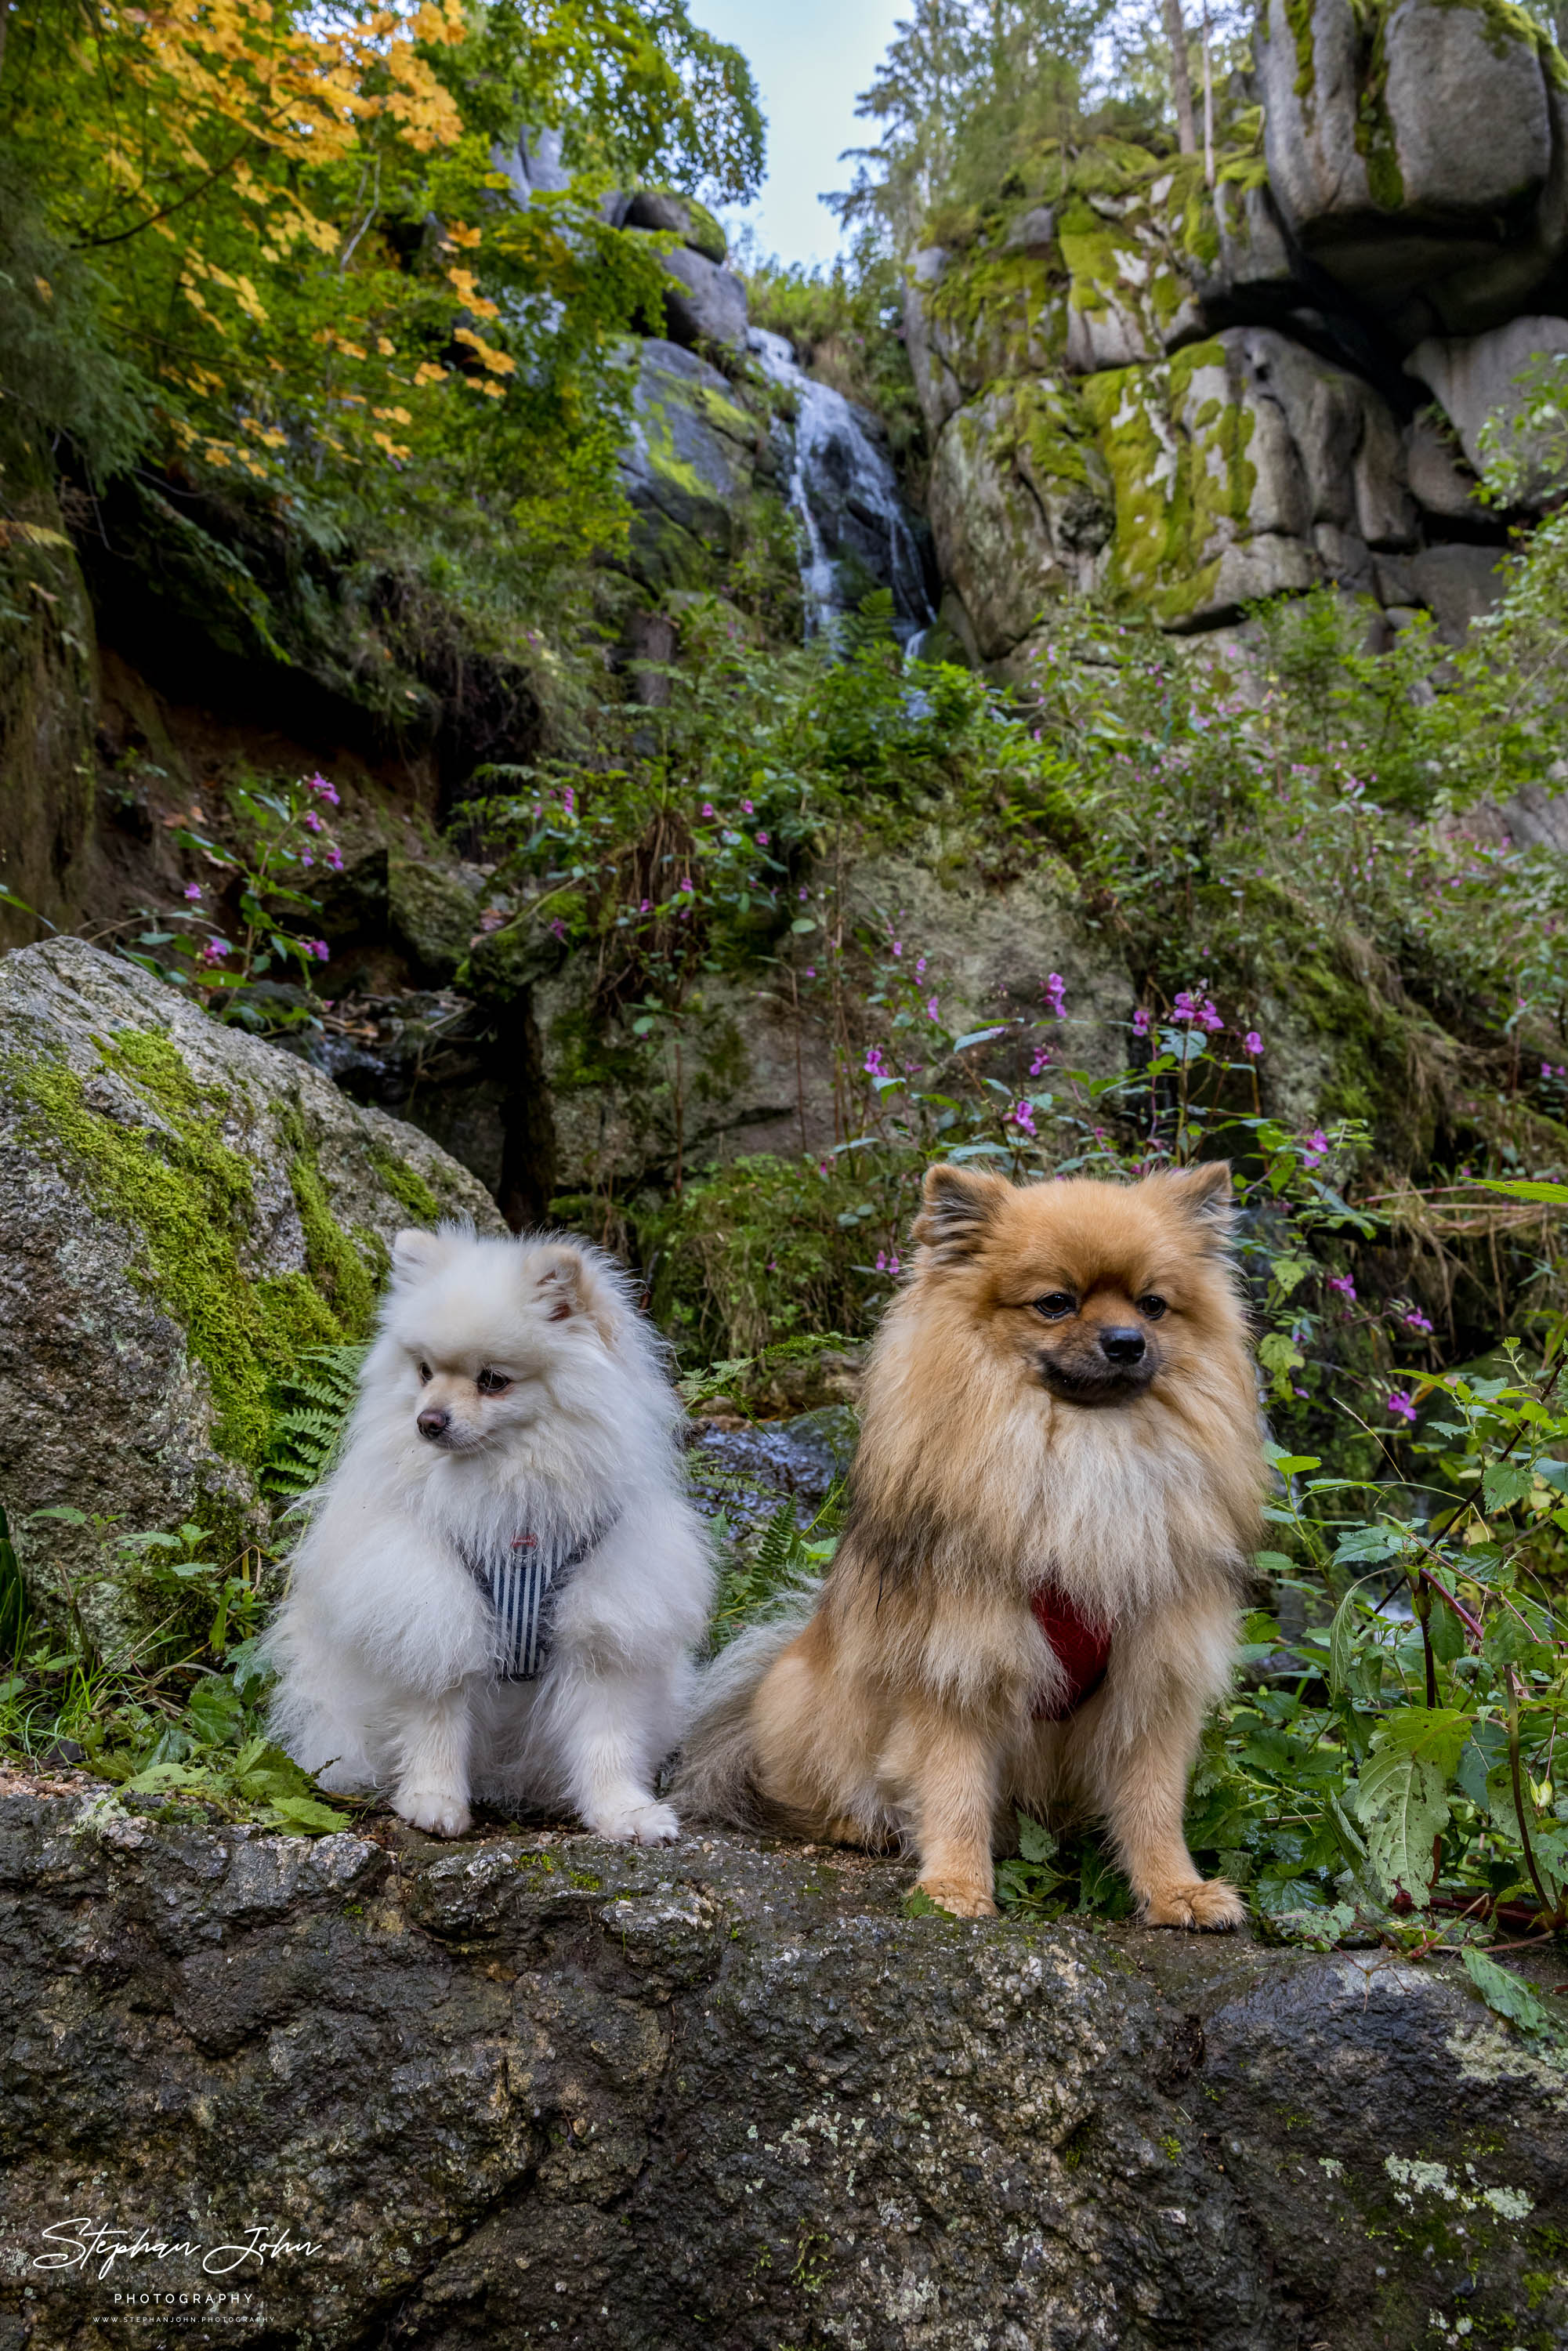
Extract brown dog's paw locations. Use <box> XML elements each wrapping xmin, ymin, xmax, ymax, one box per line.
<box><xmin>916</xmin><ymin>1875</ymin><xmax>998</xmax><ymax>1920</ymax></box>
<box><xmin>1140</xmin><ymin>1876</ymin><xmax>1246</xmax><ymax>1932</ymax></box>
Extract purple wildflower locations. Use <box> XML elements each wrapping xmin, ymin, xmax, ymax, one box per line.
<box><xmin>306</xmin><ymin>940</ymin><xmax>330</xmax><ymax>962</ymax></box>
<box><xmin>1328</xmin><ymin>1274</ymin><xmax>1356</xmax><ymax>1302</ymax></box>
<box><xmin>1302</xmin><ymin>1128</ymin><xmax>1330</xmax><ymax>1167</ymax></box>
<box><xmin>1403</xmin><ymin>1307</ymin><xmax>1434</xmax><ymax>1334</ymax></box>
<box><xmin>864</xmin><ymin>1045</ymin><xmax>886</xmax><ymax>1078</ymax></box>
<box><xmin>1243</xmin><ymin>1031</ymin><xmax>1263</xmax><ymax>1056</ymax></box>
<box><xmin>306</xmin><ymin>773</ymin><xmax>340</xmax><ymax>806</ymax></box>
<box><xmin>1132</xmin><ymin>1006</ymin><xmax>1150</xmax><ymax>1038</ymax></box>
<box><xmin>1044</xmin><ymin>973</ymin><xmax>1066</xmax><ymax>1018</ymax></box>
<box><xmin>1011</xmin><ymin>1099</ymin><xmax>1037</xmax><ymax>1135</ymax></box>
<box><xmin>183</xmin><ymin>883</ymin><xmax>201</xmax><ymax>901</ymax></box>
<box><xmin>302</xmin><ymin>808</ymin><xmax>324</xmax><ymax>833</ymax></box>
<box><xmin>1388</xmin><ymin>1390</ymin><xmax>1418</xmax><ymax>1425</ymax></box>
<box><xmin>201</xmin><ymin>937</ymin><xmax>231</xmax><ymax>964</ymax></box>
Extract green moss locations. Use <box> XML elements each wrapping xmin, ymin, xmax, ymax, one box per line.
<box><xmin>929</xmin><ymin>245</ymin><xmax>1069</xmax><ymax>382</ymax></box>
<box><xmin>3</xmin><ymin>1027</ymin><xmax>380</xmax><ymax>1476</ymax></box>
<box><xmin>368</xmin><ymin>1146</ymin><xmax>441</xmax><ymax>1226</ymax></box>
<box><xmin>1284</xmin><ymin>0</ymin><xmax>1316</xmax><ymax>97</ymax></box>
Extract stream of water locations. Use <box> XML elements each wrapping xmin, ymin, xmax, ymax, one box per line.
<box><xmin>747</xmin><ymin>327</ymin><xmax>932</xmax><ymax>649</ymax></box>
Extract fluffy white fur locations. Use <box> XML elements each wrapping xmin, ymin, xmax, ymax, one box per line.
<box><xmin>265</xmin><ymin>1224</ymin><xmax>713</xmax><ymax>1843</ymax></box>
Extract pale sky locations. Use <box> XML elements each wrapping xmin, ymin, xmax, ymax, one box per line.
<box><xmin>693</xmin><ymin>0</ymin><xmax>907</xmax><ymax>270</ymax></box>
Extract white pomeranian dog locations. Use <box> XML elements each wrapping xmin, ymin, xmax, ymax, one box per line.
<box><xmin>266</xmin><ymin>1225</ymin><xmax>713</xmax><ymax>1843</ymax></box>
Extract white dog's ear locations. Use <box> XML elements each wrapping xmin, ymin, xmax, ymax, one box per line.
<box><xmin>531</xmin><ymin>1244</ymin><xmax>619</xmax><ymax>1343</ymax></box>
<box><xmin>392</xmin><ymin>1228</ymin><xmax>449</xmax><ymax>1281</ymax></box>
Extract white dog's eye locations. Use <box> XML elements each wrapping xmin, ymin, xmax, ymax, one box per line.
<box><xmin>418</xmin><ymin>1361</ymin><xmax>433</xmax><ymax>1383</ymax></box>
<box><xmin>476</xmin><ymin>1367</ymin><xmax>512</xmax><ymax>1396</ymax></box>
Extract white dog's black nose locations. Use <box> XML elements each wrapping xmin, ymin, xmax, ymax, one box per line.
<box><xmin>1099</xmin><ymin>1327</ymin><xmax>1146</xmax><ymax>1364</ymax></box>
<box><xmin>417</xmin><ymin>1407</ymin><xmax>450</xmax><ymax>1440</ymax></box>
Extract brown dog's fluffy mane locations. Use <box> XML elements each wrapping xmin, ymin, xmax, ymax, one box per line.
<box><xmin>834</xmin><ymin>1162</ymin><xmax>1265</xmax><ymax>1628</ymax></box>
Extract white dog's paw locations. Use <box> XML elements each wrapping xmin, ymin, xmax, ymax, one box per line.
<box><xmin>585</xmin><ymin>1795</ymin><xmax>680</xmax><ymax>1846</ymax></box>
<box><xmin>396</xmin><ymin>1788</ymin><xmax>473</xmax><ymax>1838</ymax></box>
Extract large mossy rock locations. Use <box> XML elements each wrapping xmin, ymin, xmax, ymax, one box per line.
<box><xmin>0</xmin><ymin>939</ymin><xmax>502</xmax><ymax>1646</ymax></box>
<box><xmin>617</xmin><ymin>339</ymin><xmax>772</xmax><ymax>589</ymax></box>
<box><xmin>1255</xmin><ymin>0</ymin><xmax>1568</xmax><ymax>339</ymax></box>
<box><xmin>1</xmin><ymin>1785</ymin><xmax>1564</xmax><ymax>2349</ymax></box>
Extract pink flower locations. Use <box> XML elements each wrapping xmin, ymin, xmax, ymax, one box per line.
<box><xmin>1172</xmin><ymin>991</ymin><xmax>1197</xmax><ymax>1022</ymax></box>
<box><xmin>302</xmin><ymin>808</ymin><xmax>324</xmax><ymax>833</ymax></box>
<box><xmin>1544</xmin><ymin>1062</ymin><xmax>1555</xmax><ymax>1081</ymax></box>
<box><xmin>639</xmin><ymin>899</ymin><xmax>651</xmax><ymax>914</ymax></box>
<box><xmin>1388</xmin><ymin>1390</ymin><xmax>1418</xmax><ymax>1425</ymax></box>
<box><xmin>1328</xmin><ymin>1274</ymin><xmax>1356</xmax><ymax>1302</ymax></box>
<box><xmin>550</xmin><ymin>918</ymin><xmax>567</xmax><ymax>942</ymax></box>
<box><xmin>864</xmin><ymin>1045</ymin><xmax>886</xmax><ymax>1078</ymax></box>
<box><xmin>563</xmin><ymin>787</ymin><xmax>575</xmax><ymax>817</ymax></box>
<box><xmin>201</xmin><ymin>937</ymin><xmax>231</xmax><ymax>964</ymax></box>
<box><xmin>741</xmin><ymin>798</ymin><xmax>754</xmax><ymax>814</ymax></box>
<box><xmin>804</xmin><ymin>966</ymin><xmax>817</xmax><ymax>978</ymax></box>
<box><xmin>1197</xmin><ymin>999</ymin><xmax>1223</xmax><ymax>1034</ymax></box>
<box><xmin>1029</xmin><ymin>1045</ymin><xmax>1052</xmax><ymax>1078</ymax></box>
<box><xmin>1132</xmin><ymin>1006</ymin><xmax>1150</xmax><ymax>1038</ymax></box>
<box><xmin>300</xmin><ymin>852</ymin><xmax>314</xmax><ymax>868</ymax></box>
<box><xmin>1011</xmin><ymin>1099</ymin><xmax>1037</xmax><ymax>1134</ymax></box>
<box><xmin>798</xmin><ymin>887</ymin><xmax>808</xmax><ymax>901</ymax></box>
<box><xmin>702</xmin><ymin>802</ymin><xmax>715</xmax><ymax>818</ymax></box>
<box><xmin>1403</xmin><ymin>1307</ymin><xmax>1434</xmax><ymax>1334</ymax></box>
<box><xmin>891</xmin><ymin>940</ymin><xmax>902</xmax><ymax>957</ymax></box>
<box><xmin>1302</xmin><ymin>1128</ymin><xmax>1330</xmax><ymax>1167</ymax></box>
<box><xmin>679</xmin><ymin>876</ymin><xmax>693</xmax><ymax>893</ymax></box>
<box><xmin>1243</xmin><ymin>1031</ymin><xmax>1263</xmax><ymax>1056</ymax></box>
<box><xmin>926</xmin><ymin>997</ymin><xmax>940</xmax><ymax>1021</ymax></box>
<box><xmin>1044</xmin><ymin>973</ymin><xmax>1066</xmax><ymax>1018</ymax></box>
<box><xmin>183</xmin><ymin>883</ymin><xmax>201</xmax><ymax>901</ymax></box>
<box><xmin>756</xmin><ymin>831</ymin><xmax>769</xmax><ymax>846</ymax></box>
<box><xmin>306</xmin><ymin>939</ymin><xmax>330</xmax><ymax>962</ymax></box>
<box><xmin>306</xmin><ymin>773</ymin><xmax>340</xmax><ymax>806</ymax></box>
<box><xmin>915</xmin><ymin>956</ymin><xmax>926</xmax><ymax>976</ymax></box>
<box><xmin>326</xmin><ymin>847</ymin><xmax>344</xmax><ymax>872</ymax></box>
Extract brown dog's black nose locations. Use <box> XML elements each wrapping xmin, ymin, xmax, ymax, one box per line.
<box><xmin>1099</xmin><ymin>1327</ymin><xmax>1146</xmax><ymax>1364</ymax></box>
<box><xmin>417</xmin><ymin>1407</ymin><xmax>450</xmax><ymax>1440</ymax></box>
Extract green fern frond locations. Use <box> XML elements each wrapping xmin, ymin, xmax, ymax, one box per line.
<box><xmin>262</xmin><ymin>1343</ymin><xmax>368</xmax><ymax>1502</ymax></box>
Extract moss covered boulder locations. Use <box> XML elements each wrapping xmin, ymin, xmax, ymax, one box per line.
<box><xmin>0</xmin><ymin>937</ymin><xmax>502</xmax><ymax>1646</ymax></box>
<box><xmin>1255</xmin><ymin>0</ymin><xmax>1568</xmax><ymax>339</ymax></box>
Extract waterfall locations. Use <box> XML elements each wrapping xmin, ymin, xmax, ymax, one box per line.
<box><xmin>747</xmin><ymin>328</ymin><xmax>932</xmax><ymax>649</ymax></box>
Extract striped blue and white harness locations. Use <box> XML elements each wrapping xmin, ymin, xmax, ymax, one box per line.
<box><xmin>460</xmin><ymin>1515</ymin><xmax>620</xmax><ymax>1683</ymax></box>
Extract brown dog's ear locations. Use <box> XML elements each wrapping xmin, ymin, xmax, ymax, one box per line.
<box><xmin>913</xmin><ymin>1164</ymin><xmax>1010</xmax><ymax>1261</ymax></box>
<box><xmin>1153</xmin><ymin>1160</ymin><xmax>1234</xmax><ymax>1237</ymax></box>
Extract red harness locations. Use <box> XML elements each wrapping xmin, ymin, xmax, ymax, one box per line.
<box><xmin>1030</xmin><ymin>1585</ymin><xmax>1113</xmax><ymax>1720</ymax></box>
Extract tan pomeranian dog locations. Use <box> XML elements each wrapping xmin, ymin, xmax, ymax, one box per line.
<box><xmin>675</xmin><ymin>1161</ymin><xmax>1269</xmax><ymax>1925</ymax></box>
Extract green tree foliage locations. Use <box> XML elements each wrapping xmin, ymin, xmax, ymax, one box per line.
<box><xmin>0</xmin><ymin>0</ymin><xmax>762</xmax><ymax>567</ymax></box>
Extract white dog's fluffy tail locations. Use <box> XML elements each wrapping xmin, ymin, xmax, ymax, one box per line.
<box><xmin>670</xmin><ymin>1595</ymin><xmax>814</xmax><ymax>1828</ymax></box>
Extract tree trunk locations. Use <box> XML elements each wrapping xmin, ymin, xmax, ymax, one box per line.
<box><xmin>1162</xmin><ymin>0</ymin><xmax>1197</xmax><ymax>154</ymax></box>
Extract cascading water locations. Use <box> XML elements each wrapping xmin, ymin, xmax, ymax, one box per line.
<box><xmin>747</xmin><ymin>327</ymin><xmax>932</xmax><ymax>648</ymax></box>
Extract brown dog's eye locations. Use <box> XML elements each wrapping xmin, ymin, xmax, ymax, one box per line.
<box><xmin>476</xmin><ymin>1368</ymin><xmax>512</xmax><ymax>1396</ymax></box>
<box><xmin>1137</xmin><ymin>1295</ymin><xmax>1168</xmax><ymax>1320</ymax></box>
<box><xmin>418</xmin><ymin>1361</ymin><xmax>433</xmax><ymax>1383</ymax></box>
<box><xmin>1033</xmin><ymin>1293</ymin><xmax>1077</xmax><ymax>1321</ymax></box>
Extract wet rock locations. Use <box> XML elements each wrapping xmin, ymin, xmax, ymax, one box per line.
<box><xmin>0</xmin><ymin>939</ymin><xmax>502</xmax><ymax>1646</ymax></box>
<box><xmin>617</xmin><ymin>340</ymin><xmax>763</xmax><ymax>587</ymax></box>
<box><xmin>1</xmin><ymin>1788</ymin><xmax>1563</xmax><ymax>2350</ymax></box>
<box><xmin>688</xmin><ymin>1404</ymin><xmax>860</xmax><ymax>1535</ymax></box>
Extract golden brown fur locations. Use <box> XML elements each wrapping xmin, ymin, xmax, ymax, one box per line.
<box><xmin>675</xmin><ymin>1161</ymin><xmax>1269</xmax><ymax>1925</ymax></box>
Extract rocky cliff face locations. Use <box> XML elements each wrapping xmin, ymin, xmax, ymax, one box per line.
<box><xmin>907</xmin><ymin>0</ymin><xmax>1567</xmax><ymax>672</ymax></box>
<box><xmin>1</xmin><ymin>1781</ymin><xmax>1563</xmax><ymax>2351</ymax></box>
